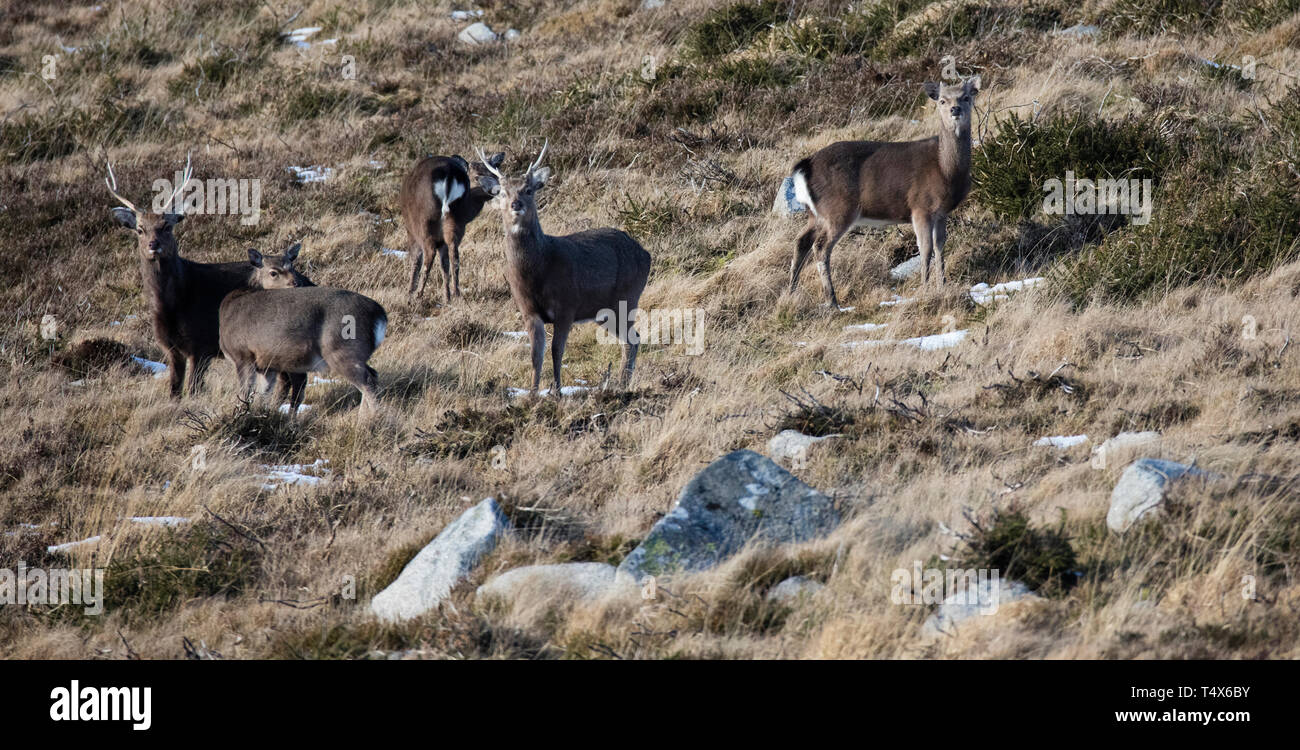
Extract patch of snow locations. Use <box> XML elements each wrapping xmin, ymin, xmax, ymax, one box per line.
<box><xmin>367</xmin><ymin>160</ymin><xmax>385</xmax><ymax>170</ymax></box>
<box><xmin>501</xmin><ymin>331</ymin><xmax>528</xmax><ymax>340</ymax></box>
<box><xmin>969</xmin><ymin>277</ymin><xmax>1044</xmax><ymax>305</ymax></box>
<box><xmin>277</xmin><ymin>403</ymin><xmax>312</xmax><ymax>415</ymax></box>
<box><xmin>507</xmin><ymin>386</ymin><xmax>590</xmax><ymax>398</ymax></box>
<box><xmin>260</xmin><ymin>458</ymin><xmax>330</xmax><ymax>491</ymax></box>
<box><xmin>287</xmin><ymin>165</ymin><xmax>333</xmax><ymax>184</ymax></box>
<box><xmin>129</xmin><ymin>516</ymin><xmax>191</xmax><ymax>527</ymax></box>
<box><xmin>132</xmin><ymin>356</ymin><xmax>168</xmax><ymax>378</ymax></box>
<box><xmin>843</xmin><ymin>322</ymin><xmax>887</xmax><ymax>333</ymax></box>
<box><xmin>48</xmin><ymin>535</ymin><xmax>101</xmax><ymax>554</ymax></box>
<box><xmin>450</xmin><ymin>9</ymin><xmax>484</xmax><ymax>21</ymax></box>
<box><xmin>879</xmin><ymin>295</ymin><xmax>914</xmax><ymax>308</ymax></box>
<box><xmin>1034</xmin><ymin>434</ymin><xmax>1089</xmax><ymax>449</ymax></box>
<box><xmin>904</xmin><ymin>329</ymin><xmax>969</xmax><ymax>350</ymax></box>
<box><xmin>284</xmin><ymin>27</ymin><xmax>322</xmax><ymax>49</ymax></box>
<box><xmin>380</xmin><ymin>247</ymin><xmax>408</xmax><ymax>259</ymax></box>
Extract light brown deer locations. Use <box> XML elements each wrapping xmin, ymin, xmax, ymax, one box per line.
<box><xmin>106</xmin><ymin>154</ymin><xmax>312</xmax><ymax>397</ymax></box>
<box><xmin>474</xmin><ymin>143</ymin><xmax>651</xmax><ymax>394</ymax></box>
<box><xmin>789</xmin><ymin>75</ymin><xmax>981</xmax><ymax>307</ymax></box>
<box><xmin>400</xmin><ymin>151</ymin><xmax>505</xmax><ymax>302</ymax></box>
<box><xmin>218</xmin><ymin>284</ymin><xmax>388</xmax><ymax>415</ymax></box>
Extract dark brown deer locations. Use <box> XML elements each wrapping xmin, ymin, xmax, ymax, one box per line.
<box><xmin>400</xmin><ymin>151</ymin><xmax>505</xmax><ymax>302</ymax></box>
<box><xmin>789</xmin><ymin>75</ymin><xmax>981</xmax><ymax>306</ymax></box>
<box><xmin>106</xmin><ymin>154</ymin><xmax>311</xmax><ymax>397</ymax></box>
<box><xmin>218</xmin><ymin>285</ymin><xmax>388</xmax><ymax>415</ymax></box>
<box><xmin>475</xmin><ymin>143</ymin><xmax>651</xmax><ymax>394</ymax></box>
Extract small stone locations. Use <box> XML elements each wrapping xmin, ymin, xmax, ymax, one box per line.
<box><xmin>922</xmin><ymin>578</ymin><xmax>1035</xmax><ymax>637</ymax></box>
<box><xmin>476</xmin><ymin>562</ymin><xmax>625</xmax><ymax>604</ymax></box>
<box><xmin>772</xmin><ymin>176</ymin><xmax>805</xmax><ymax>216</ymax></box>
<box><xmin>889</xmin><ymin>255</ymin><xmax>921</xmax><ymax>280</ymax></box>
<box><xmin>767</xmin><ymin>430</ymin><xmax>840</xmax><ymax>468</ymax></box>
<box><xmin>458</xmin><ymin>22</ymin><xmax>498</xmax><ymax>45</ymax></box>
<box><xmin>766</xmin><ymin>575</ymin><xmax>825</xmax><ymax>603</ymax></box>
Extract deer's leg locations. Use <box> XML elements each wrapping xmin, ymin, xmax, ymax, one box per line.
<box><xmin>443</xmin><ymin>220</ymin><xmax>465</xmax><ymax>298</ymax></box>
<box><xmin>550</xmin><ymin>316</ymin><xmax>573</xmax><ymax>394</ymax></box>
<box><xmin>620</xmin><ymin>339</ymin><xmax>638</xmax><ymax>386</ymax></box>
<box><xmin>815</xmin><ymin>225</ymin><xmax>849</xmax><ymax>309</ymax></box>
<box><xmin>289</xmin><ymin>373</ymin><xmax>307</xmax><ymax>414</ymax></box>
<box><xmin>167</xmin><ymin>349</ymin><xmax>186</xmax><ymax>399</ymax></box>
<box><xmin>790</xmin><ymin>222</ymin><xmax>818</xmax><ymax>294</ymax></box>
<box><xmin>234</xmin><ymin>361</ymin><xmax>256</xmax><ymax>403</ymax></box>
<box><xmin>330</xmin><ymin>356</ymin><xmax>379</xmax><ymax>414</ymax></box>
<box><xmin>435</xmin><ymin>242</ymin><xmax>452</xmax><ymax>304</ymax></box>
<box><xmin>527</xmin><ymin>316</ymin><xmax>547</xmax><ymax>393</ymax></box>
<box><xmin>912</xmin><ymin>211</ymin><xmax>935</xmax><ymax>287</ymax></box>
<box><xmin>271</xmin><ymin>372</ymin><xmax>291</xmax><ymax>406</ymax></box>
<box><xmin>931</xmin><ymin>214</ymin><xmax>948</xmax><ymax>286</ymax></box>
<box><xmin>408</xmin><ymin>245</ymin><xmax>423</xmax><ymax>297</ymax></box>
<box><xmin>186</xmin><ymin>355</ymin><xmax>211</xmax><ymax>396</ymax></box>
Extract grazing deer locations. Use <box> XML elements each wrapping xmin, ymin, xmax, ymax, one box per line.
<box><xmin>789</xmin><ymin>75</ymin><xmax>982</xmax><ymax>306</ymax></box>
<box><xmin>106</xmin><ymin>154</ymin><xmax>312</xmax><ymax>397</ymax></box>
<box><xmin>474</xmin><ymin>143</ymin><xmax>651</xmax><ymax>394</ymax></box>
<box><xmin>218</xmin><ymin>285</ymin><xmax>388</xmax><ymax>414</ymax></box>
<box><xmin>400</xmin><ymin>151</ymin><xmax>506</xmax><ymax>302</ymax></box>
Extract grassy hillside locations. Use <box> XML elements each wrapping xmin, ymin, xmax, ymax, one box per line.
<box><xmin>2</xmin><ymin>0</ymin><xmax>1299</xmax><ymax>658</ymax></box>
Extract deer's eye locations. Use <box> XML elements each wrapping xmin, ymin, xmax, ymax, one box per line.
<box><xmin>270</xmin><ymin>271</ymin><xmax>279</xmax><ymax>277</ymax></box>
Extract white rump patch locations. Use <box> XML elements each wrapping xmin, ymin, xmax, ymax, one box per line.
<box><xmin>434</xmin><ymin>176</ymin><xmax>467</xmax><ymax>216</ymax></box>
<box><xmin>374</xmin><ymin>318</ymin><xmax>387</xmax><ymax>348</ymax></box>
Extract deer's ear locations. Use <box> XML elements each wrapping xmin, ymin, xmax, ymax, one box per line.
<box><xmin>450</xmin><ymin>155</ymin><xmax>470</xmax><ymax>172</ymax></box>
<box><xmin>965</xmin><ymin>75</ymin><xmax>981</xmax><ymax>95</ymax></box>
<box><xmin>248</xmin><ymin>248</ymin><xmax>264</xmax><ymax>267</ymax></box>
<box><xmin>111</xmin><ymin>207</ymin><xmax>138</xmax><ymax>230</ymax></box>
<box><xmin>487</xmin><ymin>151</ymin><xmax>505</xmax><ymax>168</ymax></box>
<box><xmin>163</xmin><ymin>212</ymin><xmax>184</xmax><ymax>227</ymax></box>
<box><xmin>478</xmin><ymin>175</ymin><xmax>501</xmax><ymax>196</ymax></box>
<box><xmin>923</xmin><ymin>81</ymin><xmax>940</xmax><ymax>101</ymax></box>
<box><xmin>527</xmin><ymin>167</ymin><xmax>551</xmax><ymax>190</ymax></box>
<box><xmin>285</xmin><ymin>243</ymin><xmax>301</xmax><ymax>262</ymax></box>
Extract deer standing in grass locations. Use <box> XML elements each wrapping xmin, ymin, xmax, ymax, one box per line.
<box><xmin>789</xmin><ymin>75</ymin><xmax>981</xmax><ymax>307</ymax></box>
<box><xmin>219</xmin><ymin>280</ymin><xmax>388</xmax><ymax>415</ymax></box>
<box><xmin>475</xmin><ymin>143</ymin><xmax>651</xmax><ymax>394</ymax></box>
<box><xmin>400</xmin><ymin>151</ymin><xmax>505</xmax><ymax>302</ymax></box>
<box><xmin>106</xmin><ymin>154</ymin><xmax>311</xmax><ymax>397</ymax></box>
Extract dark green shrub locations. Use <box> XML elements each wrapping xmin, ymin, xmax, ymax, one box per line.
<box><xmin>972</xmin><ymin>111</ymin><xmax>1178</xmax><ymax>220</ymax></box>
<box><xmin>103</xmin><ymin>524</ymin><xmax>261</xmax><ymax>621</ymax></box>
<box><xmin>956</xmin><ymin>507</ymin><xmax>1079</xmax><ymax>595</ymax></box>
<box><xmin>684</xmin><ymin>1</ymin><xmax>787</xmax><ymax>61</ymax></box>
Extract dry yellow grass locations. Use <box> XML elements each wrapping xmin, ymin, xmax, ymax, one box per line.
<box><xmin>1</xmin><ymin>0</ymin><xmax>1299</xmax><ymax>659</ymax></box>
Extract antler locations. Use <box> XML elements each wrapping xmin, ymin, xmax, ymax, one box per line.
<box><xmin>474</xmin><ymin>146</ymin><xmax>505</xmax><ymax>180</ymax></box>
<box><xmin>104</xmin><ymin>158</ymin><xmax>140</xmax><ymax>215</ymax></box>
<box><xmin>162</xmin><ymin>151</ymin><xmax>193</xmax><ymax>216</ymax></box>
<box><xmin>526</xmin><ymin>139</ymin><xmax>548</xmax><ymax>177</ymax></box>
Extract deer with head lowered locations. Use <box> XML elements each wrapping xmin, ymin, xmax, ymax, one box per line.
<box><xmin>475</xmin><ymin>143</ymin><xmax>651</xmax><ymax>394</ymax></box>
<box><xmin>106</xmin><ymin>154</ymin><xmax>311</xmax><ymax>397</ymax></box>
<box><xmin>219</xmin><ymin>279</ymin><xmax>388</xmax><ymax>415</ymax></box>
<box><xmin>789</xmin><ymin>75</ymin><xmax>981</xmax><ymax>307</ymax></box>
<box><xmin>400</xmin><ymin>151</ymin><xmax>506</xmax><ymax>302</ymax></box>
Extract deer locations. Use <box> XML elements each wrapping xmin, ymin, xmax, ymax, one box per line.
<box><xmin>474</xmin><ymin>142</ymin><xmax>651</xmax><ymax>394</ymax></box>
<box><xmin>106</xmin><ymin>153</ymin><xmax>312</xmax><ymax>397</ymax></box>
<box><xmin>218</xmin><ymin>283</ymin><xmax>388</xmax><ymax>415</ymax></box>
<box><xmin>400</xmin><ymin>151</ymin><xmax>506</xmax><ymax>302</ymax></box>
<box><xmin>788</xmin><ymin>75</ymin><xmax>982</xmax><ymax>308</ymax></box>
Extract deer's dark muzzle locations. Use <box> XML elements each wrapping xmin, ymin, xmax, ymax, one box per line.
<box><xmin>950</xmin><ymin>106</ymin><xmax>962</xmax><ymax>117</ymax></box>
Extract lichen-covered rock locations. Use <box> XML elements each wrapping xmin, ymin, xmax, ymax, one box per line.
<box><xmin>370</xmin><ymin>498</ymin><xmax>509</xmax><ymax>621</ymax></box>
<box><xmin>616</xmin><ymin>450</ymin><xmax>840</xmax><ymax>585</ymax></box>
<box><xmin>1107</xmin><ymin>458</ymin><xmax>1216</xmax><ymax>533</ymax></box>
